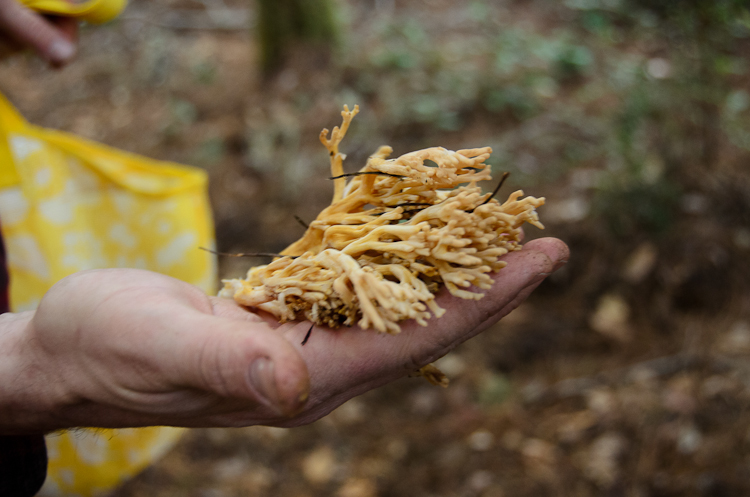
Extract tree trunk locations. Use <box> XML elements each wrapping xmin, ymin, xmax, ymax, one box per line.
<box><xmin>256</xmin><ymin>0</ymin><xmax>339</xmax><ymax>75</ymax></box>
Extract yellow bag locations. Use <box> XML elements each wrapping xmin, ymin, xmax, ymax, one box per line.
<box><xmin>0</xmin><ymin>93</ymin><xmax>217</xmax><ymax>496</ymax></box>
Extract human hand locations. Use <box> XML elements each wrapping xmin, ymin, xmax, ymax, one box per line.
<box><xmin>0</xmin><ymin>237</ymin><xmax>567</xmax><ymax>434</ymax></box>
<box><xmin>0</xmin><ymin>0</ymin><xmax>77</xmax><ymax>66</ymax></box>
<box><xmin>270</xmin><ymin>236</ymin><xmax>569</xmax><ymax>427</ymax></box>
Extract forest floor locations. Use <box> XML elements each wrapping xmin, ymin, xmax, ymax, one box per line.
<box><xmin>2</xmin><ymin>0</ymin><xmax>750</xmax><ymax>495</ymax></box>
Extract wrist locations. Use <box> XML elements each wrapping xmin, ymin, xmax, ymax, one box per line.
<box><xmin>0</xmin><ymin>311</ymin><xmax>75</xmax><ymax>434</ymax></box>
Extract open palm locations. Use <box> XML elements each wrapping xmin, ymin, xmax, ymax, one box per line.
<box><xmin>3</xmin><ymin>237</ymin><xmax>567</xmax><ymax>433</ymax></box>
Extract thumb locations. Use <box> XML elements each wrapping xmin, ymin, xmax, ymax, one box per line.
<box><xmin>173</xmin><ymin>315</ymin><xmax>311</xmax><ymax>417</ymax></box>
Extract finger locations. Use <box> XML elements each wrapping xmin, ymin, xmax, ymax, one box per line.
<box><xmin>50</xmin><ymin>16</ymin><xmax>78</xmax><ymax>41</ymax></box>
<box><xmin>412</xmin><ymin>237</ymin><xmax>570</xmax><ymax>354</ymax></box>
<box><xmin>471</xmin><ymin>237</ymin><xmax>570</xmax><ymax>331</ymax></box>
<box><xmin>243</xmin><ymin>238</ymin><xmax>567</xmax><ymax>426</ymax></box>
<box><xmin>168</xmin><ymin>313</ymin><xmax>310</xmax><ymax>418</ymax></box>
<box><xmin>0</xmin><ymin>1</ymin><xmax>76</xmax><ymax>65</ymax></box>
<box><xmin>287</xmin><ymin>238</ymin><xmax>567</xmax><ymax>396</ymax></box>
<box><xmin>311</xmin><ymin>236</ymin><xmax>568</xmax><ymax>395</ymax></box>
<box><xmin>520</xmin><ymin>236</ymin><xmax>570</xmax><ymax>272</ymax></box>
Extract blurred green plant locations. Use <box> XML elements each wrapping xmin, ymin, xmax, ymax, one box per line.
<box><xmin>724</xmin><ymin>89</ymin><xmax>750</xmax><ymax>150</ymax></box>
<box><xmin>476</xmin><ymin>372</ymin><xmax>513</xmax><ymax>407</ymax></box>
<box><xmin>256</xmin><ymin>0</ymin><xmax>340</xmax><ymax>75</ymax></box>
<box><xmin>251</xmin><ymin>0</ymin><xmax>750</xmax><ymax>242</ymax></box>
<box><xmin>346</xmin><ymin>13</ymin><xmax>597</xmax><ymax>132</ymax></box>
<box><xmin>594</xmin><ymin>178</ymin><xmax>681</xmax><ymax>237</ymax></box>
<box><xmin>192</xmin><ymin>137</ymin><xmax>226</xmax><ymax>169</ymax></box>
<box><xmin>161</xmin><ymin>98</ymin><xmax>197</xmax><ymax>139</ymax></box>
<box><xmin>191</xmin><ymin>60</ymin><xmax>217</xmax><ymax>86</ymax></box>
<box><xmin>569</xmin><ymin>0</ymin><xmax>750</xmax><ymax>237</ymax></box>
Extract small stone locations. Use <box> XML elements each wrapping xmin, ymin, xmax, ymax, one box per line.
<box><xmin>701</xmin><ymin>375</ymin><xmax>736</xmax><ymax>398</ymax></box>
<box><xmin>213</xmin><ymin>457</ymin><xmax>246</xmax><ymax>480</ymax></box>
<box><xmin>557</xmin><ymin>411</ymin><xmax>598</xmax><ymax>443</ymax></box>
<box><xmin>410</xmin><ymin>387</ymin><xmax>441</xmax><ymax>415</ymax></box>
<box><xmin>521</xmin><ymin>380</ymin><xmax>547</xmax><ymax>403</ymax></box>
<box><xmin>468</xmin><ymin>470</ymin><xmax>494</xmax><ymax>492</ymax></box>
<box><xmin>570</xmin><ymin>168</ymin><xmax>602</xmax><ymax>190</ymax></box>
<box><xmin>386</xmin><ymin>438</ymin><xmax>408</xmax><ymax>460</ymax></box>
<box><xmin>622</xmin><ymin>242</ymin><xmax>657</xmax><ymax>284</ymax></box>
<box><xmin>589</xmin><ymin>294</ymin><xmax>631</xmax><ymax>342</ymax></box>
<box><xmin>520</xmin><ymin>438</ymin><xmax>558</xmax><ymax>467</ymax></box>
<box><xmin>467</xmin><ymin>430</ymin><xmax>495</xmax><ymax>451</ymax></box>
<box><xmin>205</xmin><ymin>428</ymin><xmax>231</xmax><ymax>444</ymax></box>
<box><xmin>646</xmin><ymin>58</ymin><xmax>671</xmax><ymax>79</ymax></box>
<box><xmin>198</xmin><ymin>489</ymin><xmax>227</xmax><ymax>497</ymax></box>
<box><xmin>301</xmin><ymin>446</ymin><xmax>337</xmax><ymax>485</ymax></box>
<box><xmin>259</xmin><ymin>426</ymin><xmax>288</xmax><ymax>440</ymax></box>
<box><xmin>337</xmin><ymin>477</ymin><xmax>377</xmax><ymax>497</ymax></box>
<box><xmin>437</xmin><ymin>443</ymin><xmax>467</xmax><ymax>469</ymax></box>
<box><xmin>546</xmin><ymin>196</ymin><xmax>589</xmax><ymax>223</ymax></box>
<box><xmin>433</xmin><ymin>354</ymin><xmax>467</xmax><ymax>377</ymax></box>
<box><xmin>734</xmin><ymin>228</ymin><xmax>750</xmax><ymax>250</ymax></box>
<box><xmin>681</xmin><ymin>192</ymin><xmax>708</xmax><ymax>214</ymax></box>
<box><xmin>626</xmin><ymin>366</ymin><xmax>657</xmax><ymax>384</ymax></box>
<box><xmin>717</xmin><ymin>321</ymin><xmax>750</xmax><ymax>356</ymax></box>
<box><xmin>586</xmin><ymin>388</ymin><xmax>618</xmax><ymax>416</ymax></box>
<box><xmin>584</xmin><ymin>433</ymin><xmax>627</xmax><ymax>487</ymax></box>
<box><xmin>358</xmin><ymin>457</ymin><xmax>391</xmax><ymax>479</ymax></box>
<box><xmin>334</xmin><ymin>399</ymin><xmax>365</xmax><ymax>425</ymax></box>
<box><xmin>663</xmin><ymin>376</ymin><xmax>697</xmax><ymax>415</ymax></box>
<box><xmin>501</xmin><ymin>430</ymin><xmax>524</xmax><ymax>451</ymax></box>
<box><xmin>238</xmin><ymin>464</ymin><xmax>275</xmax><ymax>493</ymax></box>
<box><xmin>677</xmin><ymin>424</ymin><xmax>702</xmax><ymax>455</ymax></box>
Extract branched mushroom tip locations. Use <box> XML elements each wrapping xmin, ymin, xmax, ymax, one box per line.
<box><xmin>219</xmin><ymin>106</ymin><xmax>545</xmax><ymax>336</ymax></box>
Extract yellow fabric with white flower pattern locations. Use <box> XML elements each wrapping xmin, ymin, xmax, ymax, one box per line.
<box><xmin>0</xmin><ymin>93</ymin><xmax>217</xmax><ymax>496</ymax></box>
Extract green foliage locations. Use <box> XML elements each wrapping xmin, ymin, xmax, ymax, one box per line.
<box><xmin>190</xmin><ymin>61</ymin><xmax>217</xmax><ymax>86</ymax></box>
<box><xmin>267</xmin><ymin>0</ymin><xmax>749</xmax><ymax>238</ymax></box>
<box><xmin>476</xmin><ymin>372</ymin><xmax>513</xmax><ymax>406</ymax></box>
<box><xmin>553</xmin><ymin>44</ymin><xmax>594</xmax><ymax>81</ymax></box>
<box><xmin>624</xmin><ymin>0</ymin><xmax>749</xmax><ymax>24</ymax></box>
<box><xmin>594</xmin><ymin>179</ymin><xmax>681</xmax><ymax>237</ymax></box>
<box><xmin>724</xmin><ymin>89</ymin><xmax>750</xmax><ymax>150</ymax></box>
<box><xmin>566</xmin><ymin>0</ymin><xmax>750</xmax><ymax>236</ymax></box>
<box><xmin>192</xmin><ymin>138</ymin><xmax>226</xmax><ymax>169</ymax></box>
<box><xmin>161</xmin><ymin>98</ymin><xmax>198</xmax><ymax>138</ymax></box>
<box><xmin>347</xmin><ymin>15</ymin><xmax>597</xmax><ymax>132</ymax></box>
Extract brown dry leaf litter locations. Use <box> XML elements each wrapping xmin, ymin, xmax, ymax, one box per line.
<box><xmin>220</xmin><ymin>105</ymin><xmax>545</xmax><ymax>336</ymax></box>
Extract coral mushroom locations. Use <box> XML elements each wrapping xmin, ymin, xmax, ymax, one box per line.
<box><xmin>220</xmin><ymin>105</ymin><xmax>545</xmax><ymax>337</ymax></box>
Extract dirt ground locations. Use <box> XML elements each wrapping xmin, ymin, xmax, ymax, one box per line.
<box><xmin>2</xmin><ymin>0</ymin><xmax>750</xmax><ymax>495</ymax></box>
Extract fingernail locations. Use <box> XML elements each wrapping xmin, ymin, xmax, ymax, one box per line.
<box><xmin>523</xmin><ymin>239</ymin><xmax>569</xmax><ymax>265</ymax></box>
<box><xmin>526</xmin><ymin>272</ymin><xmax>550</xmax><ymax>290</ymax></box>
<box><xmin>47</xmin><ymin>39</ymin><xmax>76</xmax><ymax>65</ymax></box>
<box><xmin>248</xmin><ymin>357</ymin><xmax>282</xmax><ymax>414</ymax></box>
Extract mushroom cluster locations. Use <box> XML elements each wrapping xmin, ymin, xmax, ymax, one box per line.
<box><xmin>220</xmin><ymin>105</ymin><xmax>545</xmax><ymax>335</ymax></box>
